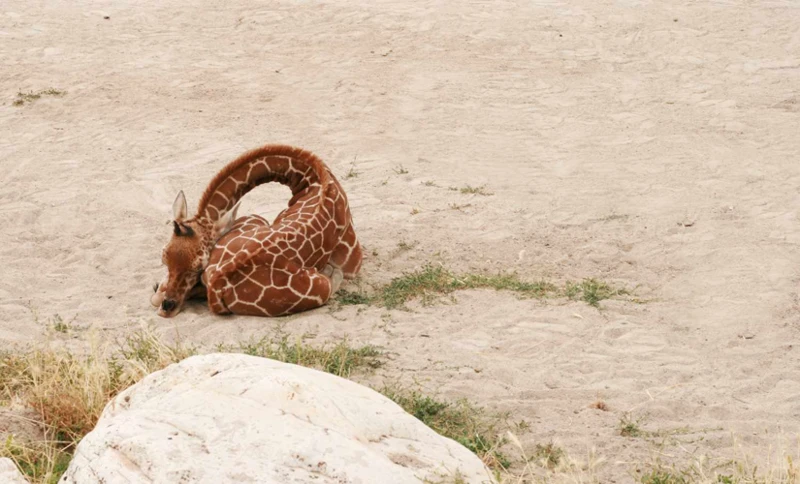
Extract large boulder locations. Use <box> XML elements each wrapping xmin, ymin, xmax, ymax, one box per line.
<box><xmin>60</xmin><ymin>353</ymin><xmax>495</xmax><ymax>483</ymax></box>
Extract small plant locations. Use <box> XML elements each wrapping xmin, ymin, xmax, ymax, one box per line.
<box><xmin>397</xmin><ymin>240</ymin><xmax>415</xmax><ymax>251</ymax></box>
<box><xmin>620</xmin><ymin>414</ymin><xmax>645</xmax><ymax>438</ymax></box>
<box><xmin>639</xmin><ymin>469</ymin><xmax>688</xmax><ymax>484</ymax></box>
<box><xmin>13</xmin><ymin>88</ymin><xmax>66</xmax><ymax>106</ymax></box>
<box><xmin>533</xmin><ymin>442</ymin><xmax>565</xmax><ymax>469</ymax></box>
<box><xmin>393</xmin><ymin>164</ymin><xmax>409</xmax><ymax>175</ymax></box>
<box><xmin>458</xmin><ymin>185</ymin><xmax>493</xmax><ymax>196</ymax></box>
<box><xmin>49</xmin><ymin>315</ymin><xmax>72</xmax><ymax>333</ymax></box>
<box><xmin>422</xmin><ymin>180</ymin><xmax>439</xmax><ymax>187</ymax></box>
<box><xmin>344</xmin><ymin>156</ymin><xmax>360</xmax><ymax>179</ymax></box>
<box><xmin>590</xmin><ymin>400</ymin><xmax>609</xmax><ymax>411</ymax></box>
<box><xmin>410</xmin><ymin>207</ymin><xmax>421</xmax><ymax>215</ymax></box>
<box><xmin>565</xmin><ymin>278</ymin><xmax>627</xmax><ymax>308</ymax></box>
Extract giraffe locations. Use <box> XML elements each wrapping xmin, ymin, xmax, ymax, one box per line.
<box><xmin>150</xmin><ymin>144</ymin><xmax>363</xmax><ymax>318</ymax></box>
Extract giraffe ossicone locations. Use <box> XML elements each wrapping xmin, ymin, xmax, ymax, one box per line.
<box><xmin>151</xmin><ymin>144</ymin><xmax>363</xmax><ymax>318</ymax></box>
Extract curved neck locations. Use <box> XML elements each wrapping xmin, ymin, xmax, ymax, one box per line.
<box><xmin>196</xmin><ymin>145</ymin><xmax>327</xmax><ymax>222</ymax></box>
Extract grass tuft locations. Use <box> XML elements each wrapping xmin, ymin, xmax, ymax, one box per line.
<box><xmin>378</xmin><ymin>265</ymin><xmax>561</xmax><ymax>309</ymax></box>
<box><xmin>334</xmin><ymin>264</ymin><xmax>627</xmax><ymax>310</ymax></box>
<box><xmin>13</xmin><ymin>89</ymin><xmax>66</xmax><ymax>106</ymax></box>
<box><xmin>3</xmin><ymin>436</ymin><xmax>71</xmax><ymax>484</ymax></box>
<box><xmin>334</xmin><ymin>289</ymin><xmax>372</xmax><ymax>306</ymax></box>
<box><xmin>639</xmin><ymin>468</ymin><xmax>688</xmax><ymax>484</ymax></box>
<box><xmin>457</xmin><ymin>185</ymin><xmax>493</xmax><ymax>196</ymax></box>
<box><xmin>565</xmin><ymin>279</ymin><xmax>628</xmax><ymax>308</ymax></box>
<box><xmin>344</xmin><ymin>156</ymin><xmax>360</xmax><ymax>179</ymax></box>
<box><xmin>533</xmin><ymin>442</ymin><xmax>566</xmax><ymax>469</ymax></box>
<box><xmin>49</xmin><ymin>315</ymin><xmax>72</xmax><ymax>334</ymax></box>
<box><xmin>620</xmin><ymin>414</ymin><xmax>646</xmax><ymax>438</ymax></box>
<box><xmin>381</xmin><ymin>388</ymin><xmax>510</xmax><ymax>470</ymax></box>
<box><xmin>219</xmin><ymin>335</ymin><xmax>382</xmax><ymax>377</ymax></box>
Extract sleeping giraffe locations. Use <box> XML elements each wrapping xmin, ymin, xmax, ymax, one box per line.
<box><xmin>150</xmin><ymin>144</ymin><xmax>363</xmax><ymax>317</ymax></box>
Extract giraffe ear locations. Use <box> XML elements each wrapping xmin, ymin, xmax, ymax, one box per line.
<box><xmin>172</xmin><ymin>190</ymin><xmax>188</xmax><ymax>221</ymax></box>
<box><xmin>214</xmin><ymin>201</ymin><xmax>241</xmax><ymax>237</ymax></box>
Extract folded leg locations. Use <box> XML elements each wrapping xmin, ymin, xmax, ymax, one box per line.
<box><xmin>207</xmin><ymin>255</ymin><xmax>336</xmax><ymax>317</ymax></box>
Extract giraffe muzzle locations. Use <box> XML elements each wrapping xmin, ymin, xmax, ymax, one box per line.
<box><xmin>161</xmin><ymin>299</ymin><xmax>177</xmax><ymax>313</ymax></box>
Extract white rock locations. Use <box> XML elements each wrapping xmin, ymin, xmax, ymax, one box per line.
<box><xmin>60</xmin><ymin>353</ymin><xmax>495</xmax><ymax>484</ymax></box>
<box><xmin>0</xmin><ymin>457</ymin><xmax>29</xmax><ymax>484</ymax></box>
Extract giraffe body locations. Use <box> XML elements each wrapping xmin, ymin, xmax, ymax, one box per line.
<box><xmin>151</xmin><ymin>145</ymin><xmax>362</xmax><ymax>318</ymax></box>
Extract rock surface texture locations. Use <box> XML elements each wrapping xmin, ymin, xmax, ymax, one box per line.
<box><xmin>0</xmin><ymin>457</ymin><xmax>29</xmax><ymax>484</ymax></box>
<box><xmin>60</xmin><ymin>354</ymin><xmax>494</xmax><ymax>483</ymax></box>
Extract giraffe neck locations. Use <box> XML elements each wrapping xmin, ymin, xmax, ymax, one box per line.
<box><xmin>195</xmin><ymin>144</ymin><xmax>331</xmax><ymax>222</ymax></box>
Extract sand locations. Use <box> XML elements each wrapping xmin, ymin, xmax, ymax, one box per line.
<box><xmin>2</xmin><ymin>0</ymin><xmax>800</xmax><ymax>479</ymax></box>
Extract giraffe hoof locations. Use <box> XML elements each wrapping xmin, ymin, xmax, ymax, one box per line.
<box><xmin>330</xmin><ymin>267</ymin><xmax>344</xmax><ymax>293</ymax></box>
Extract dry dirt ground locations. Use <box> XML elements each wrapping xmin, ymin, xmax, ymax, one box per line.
<box><xmin>2</xmin><ymin>0</ymin><xmax>800</xmax><ymax>480</ymax></box>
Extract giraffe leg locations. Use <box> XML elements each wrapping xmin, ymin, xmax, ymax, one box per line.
<box><xmin>208</xmin><ymin>258</ymin><xmax>334</xmax><ymax>317</ymax></box>
<box><xmin>186</xmin><ymin>281</ymin><xmax>207</xmax><ymax>300</ymax></box>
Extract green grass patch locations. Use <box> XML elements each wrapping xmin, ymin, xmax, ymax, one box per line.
<box><xmin>3</xmin><ymin>436</ymin><xmax>71</xmax><ymax>484</ymax></box>
<box><xmin>335</xmin><ymin>264</ymin><xmax>628</xmax><ymax>309</ymax></box>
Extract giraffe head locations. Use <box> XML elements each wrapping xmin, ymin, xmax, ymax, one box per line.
<box><xmin>151</xmin><ymin>190</ymin><xmax>240</xmax><ymax>317</ymax></box>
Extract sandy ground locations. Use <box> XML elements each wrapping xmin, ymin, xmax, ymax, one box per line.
<box><xmin>2</xmin><ymin>0</ymin><xmax>800</xmax><ymax>480</ymax></box>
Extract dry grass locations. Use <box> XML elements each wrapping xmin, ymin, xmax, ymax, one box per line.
<box><xmin>12</xmin><ymin>89</ymin><xmax>66</xmax><ymax>106</ymax></box>
<box><xmin>3</xmin><ymin>329</ymin><xmax>800</xmax><ymax>484</ymax></box>
<box><xmin>491</xmin><ymin>435</ymin><xmax>800</xmax><ymax>484</ymax></box>
<box><xmin>0</xmin><ymin>330</ymin><xmax>194</xmax><ymax>482</ymax></box>
<box><xmin>0</xmin><ymin>329</ymin><xmax>385</xmax><ymax>482</ymax></box>
<box><xmin>589</xmin><ymin>400</ymin><xmax>609</xmax><ymax>411</ymax></box>
<box><xmin>632</xmin><ymin>446</ymin><xmax>800</xmax><ymax>484</ymax></box>
<box><xmin>0</xmin><ymin>328</ymin><xmax>502</xmax><ymax>482</ymax></box>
